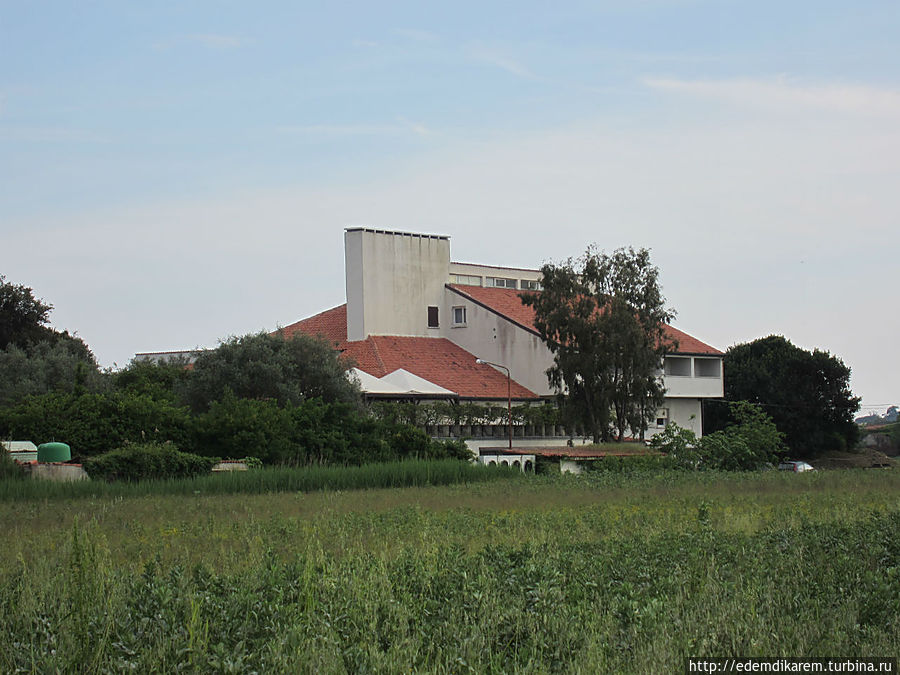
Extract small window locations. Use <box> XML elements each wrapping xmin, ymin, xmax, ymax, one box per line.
<box><xmin>664</xmin><ymin>357</ymin><xmax>692</xmax><ymax>377</ymax></box>
<box><xmin>487</xmin><ymin>277</ymin><xmax>517</xmax><ymax>289</ymax></box>
<box><xmin>520</xmin><ymin>279</ymin><xmax>542</xmax><ymax>291</ymax></box>
<box><xmin>452</xmin><ymin>306</ymin><xmax>467</xmax><ymax>326</ymax></box>
<box><xmin>656</xmin><ymin>418</ymin><xmax>667</xmax><ymax>428</ymax></box>
<box><xmin>427</xmin><ymin>306</ymin><xmax>439</xmax><ymax>328</ymax></box>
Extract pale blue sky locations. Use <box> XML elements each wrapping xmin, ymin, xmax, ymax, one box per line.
<box><xmin>2</xmin><ymin>1</ymin><xmax>898</xmax><ymax>411</ymax></box>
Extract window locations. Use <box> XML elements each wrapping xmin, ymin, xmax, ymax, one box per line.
<box><xmin>656</xmin><ymin>418</ymin><xmax>667</xmax><ymax>428</ymax></box>
<box><xmin>664</xmin><ymin>357</ymin><xmax>692</xmax><ymax>377</ymax></box>
<box><xmin>694</xmin><ymin>358</ymin><xmax>721</xmax><ymax>378</ymax></box>
<box><xmin>427</xmin><ymin>306</ymin><xmax>439</xmax><ymax>328</ymax></box>
<box><xmin>487</xmin><ymin>277</ymin><xmax>517</xmax><ymax>289</ymax></box>
<box><xmin>452</xmin><ymin>306</ymin><xmax>467</xmax><ymax>326</ymax></box>
<box><xmin>450</xmin><ymin>274</ymin><xmax>482</xmax><ymax>286</ymax></box>
<box><xmin>520</xmin><ymin>279</ymin><xmax>542</xmax><ymax>291</ymax></box>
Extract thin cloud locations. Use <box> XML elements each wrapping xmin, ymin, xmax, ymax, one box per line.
<box><xmin>467</xmin><ymin>47</ymin><xmax>534</xmax><ymax>79</ymax></box>
<box><xmin>0</xmin><ymin>127</ymin><xmax>110</xmax><ymax>143</ymax></box>
<box><xmin>154</xmin><ymin>34</ymin><xmax>250</xmax><ymax>50</ymax></box>
<box><xmin>276</xmin><ymin>121</ymin><xmax>431</xmax><ymax>138</ymax></box>
<box><xmin>394</xmin><ymin>28</ymin><xmax>439</xmax><ymax>43</ymax></box>
<box><xmin>644</xmin><ymin>76</ymin><xmax>900</xmax><ymax>117</ymax></box>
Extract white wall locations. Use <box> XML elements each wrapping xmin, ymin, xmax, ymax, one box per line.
<box><xmin>345</xmin><ymin>228</ymin><xmax>451</xmax><ymax>341</ymax></box>
<box><xmin>442</xmin><ymin>289</ymin><xmax>555</xmax><ymax>396</ymax></box>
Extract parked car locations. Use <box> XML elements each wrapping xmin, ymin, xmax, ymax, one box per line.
<box><xmin>778</xmin><ymin>460</ymin><xmax>816</xmax><ymax>473</ymax></box>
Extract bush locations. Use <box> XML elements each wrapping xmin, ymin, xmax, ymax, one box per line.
<box><xmin>0</xmin><ymin>391</ymin><xmax>193</xmax><ymax>459</ymax></box>
<box><xmin>649</xmin><ymin>423</ymin><xmax>702</xmax><ymax>469</ymax></box>
<box><xmin>651</xmin><ymin>402</ymin><xmax>784</xmax><ymax>471</ymax></box>
<box><xmin>83</xmin><ymin>443</ymin><xmax>217</xmax><ymax>482</ymax></box>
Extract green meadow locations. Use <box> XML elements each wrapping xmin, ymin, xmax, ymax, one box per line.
<box><xmin>2</xmin><ymin>468</ymin><xmax>899</xmax><ymax>673</ymax></box>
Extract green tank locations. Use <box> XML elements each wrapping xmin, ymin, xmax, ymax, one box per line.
<box><xmin>37</xmin><ymin>442</ymin><xmax>71</xmax><ymax>463</ymax></box>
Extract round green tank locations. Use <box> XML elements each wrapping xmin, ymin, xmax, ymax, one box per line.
<box><xmin>37</xmin><ymin>442</ymin><xmax>71</xmax><ymax>463</ymax></box>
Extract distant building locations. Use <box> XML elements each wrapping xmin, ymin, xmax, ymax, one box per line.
<box><xmin>280</xmin><ymin>228</ymin><xmax>724</xmax><ymax>438</ymax></box>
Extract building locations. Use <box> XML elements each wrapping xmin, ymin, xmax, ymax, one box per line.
<box><xmin>279</xmin><ymin>228</ymin><xmax>723</xmax><ymax>443</ymax></box>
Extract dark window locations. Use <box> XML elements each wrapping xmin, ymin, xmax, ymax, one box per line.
<box><xmin>427</xmin><ymin>306</ymin><xmax>439</xmax><ymax>328</ymax></box>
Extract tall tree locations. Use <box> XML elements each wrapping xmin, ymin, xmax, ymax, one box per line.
<box><xmin>709</xmin><ymin>335</ymin><xmax>860</xmax><ymax>456</ymax></box>
<box><xmin>0</xmin><ymin>275</ymin><xmax>53</xmax><ymax>349</ymax></box>
<box><xmin>0</xmin><ymin>275</ymin><xmax>103</xmax><ymax>405</ymax></box>
<box><xmin>522</xmin><ymin>246</ymin><xmax>676</xmax><ymax>442</ymax></box>
<box><xmin>179</xmin><ymin>331</ymin><xmax>361</xmax><ymax>412</ymax></box>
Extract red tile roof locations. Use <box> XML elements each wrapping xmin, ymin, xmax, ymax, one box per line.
<box><xmin>277</xmin><ymin>304</ymin><xmax>539</xmax><ymax>400</ymax></box>
<box><xmin>448</xmin><ymin>285</ymin><xmax>722</xmax><ymax>356</ymax></box>
<box><xmin>278</xmin><ymin>304</ymin><xmax>347</xmax><ymax>346</ymax></box>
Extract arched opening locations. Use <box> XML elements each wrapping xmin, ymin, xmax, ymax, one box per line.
<box><xmin>524</xmin><ymin>460</ymin><xmax>533</xmax><ymax>473</ymax></box>
<box><xmin>488</xmin><ymin>460</ymin><xmax>496</xmax><ymax>466</ymax></box>
<box><xmin>513</xmin><ymin>460</ymin><xmax>521</xmax><ymax>470</ymax></box>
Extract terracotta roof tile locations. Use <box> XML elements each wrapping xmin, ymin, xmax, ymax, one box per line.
<box><xmin>278</xmin><ymin>305</ymin><xmax>347</xmax><ymax>346</ymax></box>
<box><xmin>448</xmin><ymin>284</ymin><xmax>722</xmax><ymax>356</ymax></box>
<box><xmin>277</xmin><ymin>305</ymin><xmax>539</xmax><ymax>400</ymax></box>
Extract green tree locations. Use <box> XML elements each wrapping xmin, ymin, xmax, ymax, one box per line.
<box><xmin>0</xmin><ymin>276</ymin><xmax>104</xmax><ymax>406</ymax></box>
<box><xmin>113</xmin><ymin>358</ymin><xmax>191</xmax><ymax>403</ymax></box>
<box><xmin>709</xmin><ymin>335</ymin><xmax>860</xmax><ymax>457</ymax></box>
<box><xmin>0</xmin><ymin>275</ymin><xmax>53</xmax><ymax>349</ymax></box>
<box><xmin>0</xmin><ymin>339</ymin><xmax>106</xmax><ymax>406</ymax></box>
<box><xmin>0</xmin><ymin>391</ymin><xmax>193</xmax><ymax>459</ymax></box>
<box><xmin>522</xmin><ymin>246</ymin><xmax>676</xmax><ymax>442</ymax></box>
<box><xmin>178</xmin><ymin>331</ymin><xmax>361</xmax><ymax>412</ymax></box>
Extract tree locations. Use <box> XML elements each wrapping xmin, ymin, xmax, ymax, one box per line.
<box><xmin>709</xmin><ymin>335</ymin><xmax>860</xmax><ymax>457</ymax></box>
<box><xmin>0</xmin><ymin>340</ymin><xmax>106</xmax><ymax>406</ymax></box>
<box><xmin>0</xmin><ymin>275</ymin><xmax>103</xmax><ymax>406</ymax></box>
<box><xmin>521</xmin><ymin>246</ymin><xmax>676</xmax><ymax>443</ymax></box>
<box><xmin>0</xmin><ymin>275</ymin><xmax>53</xmax><ymax>350</ymax></box>
<box><xmin>179</xmin><ymin>331</ymin><xmax>361</xmax><ymax>413</ymax></box>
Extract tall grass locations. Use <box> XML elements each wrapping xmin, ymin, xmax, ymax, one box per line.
<box><xmin>2</xmin><ymin>495</ymin><xmax>898</xmax><ymax>673</ymax></box>
<box><xmin>0</xmin><ymin>458</ymin><xmax>518</xmax><ymax>501</ymax></box>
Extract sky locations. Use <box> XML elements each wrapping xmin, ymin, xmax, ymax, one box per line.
<box><xmin>1</xmin><ymin>1</ymin><xmax>898</xmax><ymax>415</ymax></box>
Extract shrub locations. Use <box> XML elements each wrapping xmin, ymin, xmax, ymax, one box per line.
<box><xmin>0</xmin><ymin>391</ymin><xmax>193</xmax><ymax>459</ymax></box>
<box><xmin>650</xmin><ymin>402</ymin><xmax>783</xmax><ymax>471</ymax></box>
<box><xmin>649</xmin><ymin>422</ymin><xmax>701</xmax><ymax>469</ymax></box>
<box><xmin>83</xmin><ymin>442</ymin><xmax>217</xmax><ymax>482</ymax></box>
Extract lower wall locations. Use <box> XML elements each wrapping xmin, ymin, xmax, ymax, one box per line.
<box><xmin>27</xmin><ymin>463</ymin><xmax>89</xmax><ymax>482</ymax></box>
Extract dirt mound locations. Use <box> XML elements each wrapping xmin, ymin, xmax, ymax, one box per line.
<box><xmin>812</xmin><ymin>448</ymin><xmax>896</xmax><ymax>470</ymax></box>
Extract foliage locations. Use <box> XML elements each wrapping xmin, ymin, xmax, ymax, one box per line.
<box><xmin>1</xmin><ymin>473</ymin><xmax>899</xmax><ymax>672</ymax></box>
<box><xmin>83</xmin><ymin>442</ymin><xmax>217</xmax><ymax>482</ymax></box>
<box><xmin>652</xmin><ymin>402</ymin><xmax>784</xmax><ymax>471</ymax></box>
<box><xmin>0</xmin><ymin>391</ymin><xmax>193</xmax><ymax>459</ymax></box>
<box><xmin>649</xmin><ymin>422</ymin><xmax>702</xmax><ymax>468</ymax></box>
<box><xmin>179</xmin><ymin>331</ymin><xmax>360</xmax><ymax>413</ymax></box>
<box><xmin>0</xmin><ymin>276</ymin><xmax>104</xmax><ymax>407</ymax></box>
<box><xmin>192</xmin><ymin>395</ymin><xmax>473</xmax><ymax>465</ymax></box>
<box><xmin>584</xmin><ymin>453</ymin><xmax>678</xmax><ymax>473</ymax></box>
<box><xmin>0</xmin><ymin>274</ymin><xmax>53</xmax><ymax>349</ymax></box>
<box><xmin>0</xmin><ymin>459</ymin><xmax>513</xmax><ymax>500</ymax></box>
<box><xmin>709</xmin><ymin>335</ymin><xmax>860</xmax><ymax>457</ymax></box>
<box><xmin>522</xmin><ymin>246</ymin><xmax>676</xmax><ymax>443</ymax></box>
<box><xmin>0</xmin><ymin>339</ymin><xmax>106</xmax><ymax>406</ymax></box>
<box><xmin>112</xmin><ymin>358</ymin><xmax>191</xmax><ymax>403</ymax></box>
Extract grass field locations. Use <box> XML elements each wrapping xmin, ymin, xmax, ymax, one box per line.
<box><xmin>2</xmin><ymin>468</ymin><xmax>899</xmax><ymax>673</ymax></box>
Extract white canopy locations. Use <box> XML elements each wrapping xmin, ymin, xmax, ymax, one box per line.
<box><xmin>347</xmin><ymin>367</ymin><xmax>456</xmax><ymax>396</ymax></box>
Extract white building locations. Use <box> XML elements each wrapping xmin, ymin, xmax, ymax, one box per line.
<box><xmin>281</xmin><ymin>228</ymin><xmax>724</xmax><ymax>439</ymax></box>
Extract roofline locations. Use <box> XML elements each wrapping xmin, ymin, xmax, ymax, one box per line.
<box><xmin>446</xmin><ymin>284</ymin><xmax>542</xmax><ymax>337</ymax></box>
<box><xmin>448</xmin><ymin>285</ymin><xmax>723</xmax><ymax>356</ymax></box>
<box><xmin>451</xmin><ymin>261</ymin><xmax>541</xmax><ymax>274</ymax></box>
<box><xmin>345</xmin><ymin>227</ymin><xmax>449</xmax><ymax>240</ymax></box>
